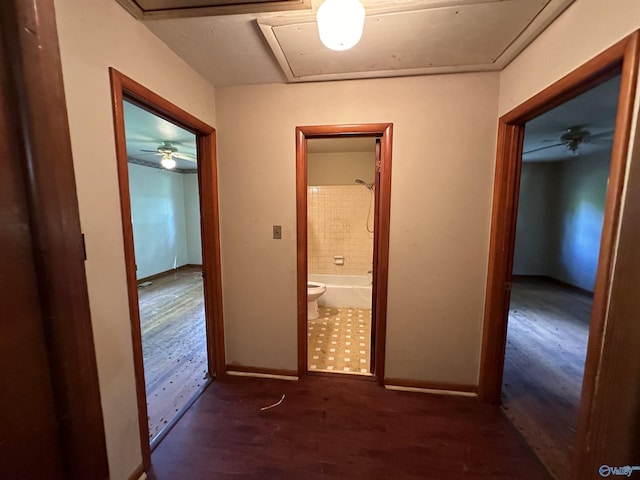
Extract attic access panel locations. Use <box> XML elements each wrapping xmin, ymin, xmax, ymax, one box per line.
<box><xmin>258</xmin><ymin>0</ymin><xmax>575</xmax><ymax>83</ymax></box>
<box><xmin>116</xmin><ymin>0</ymin><xmax>311</xmax><ymax>18</ymax></box>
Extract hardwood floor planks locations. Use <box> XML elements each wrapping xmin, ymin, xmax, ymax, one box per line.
<box><xmin>148</xmin><ymin>375</ymin><xmax>548</xmax><ymax>479</ymax></box>
<box><xmin>138</xmin><ymin>266</ymin><xmax>208</xmax><ymax>440</ymax></box>
<box><xmin>503</xmin><ymin>277</ymin><xmax>591</xmax><ymax>479</ymax></box>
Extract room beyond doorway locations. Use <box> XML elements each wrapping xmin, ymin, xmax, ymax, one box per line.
<box><xmin>478</xmin><ymin>31</ymin><xmax>640</xmax><ymax>480</ymax></box>
<box><xmin>502</xmin><ymin>74</ymin><xmax>619</xmax><ymax>479</ymax></box>
<box><xmin>124</xmin><ymin>99</ymin><xmax>208</xmax><ymax>444</ymax></box>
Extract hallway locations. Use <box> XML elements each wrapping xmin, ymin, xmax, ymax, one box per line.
<box><xmin>147</xmin><ymin>375</ymin><xmax>548</xmax><ymax>479</ymax></box>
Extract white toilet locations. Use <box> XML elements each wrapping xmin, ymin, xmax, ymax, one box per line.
<box><xmin>307</xmin><ymin>282</ymin><xmax>326</xmax><ymax>320</ymax></box>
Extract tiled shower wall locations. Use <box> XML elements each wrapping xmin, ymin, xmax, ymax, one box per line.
<box><xmin>308</xmin><ymin>185</ymin><xmax>373</xmax><ymax>275</ymax></box>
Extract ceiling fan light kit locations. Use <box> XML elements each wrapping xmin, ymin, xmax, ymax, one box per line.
<box><xmin>560</xmin><ymin>126</ymin><xmax>590</xmax><ymax>156</ymax></box>
<box><xmin>316</xmin><ymin>0</ymin><xmax>365</xmax><ymax>51</ymax></box>
<box><xmin>160</xmin><ymin>153</ymin><xmax>177</xmax><ymax>169</ymax></box>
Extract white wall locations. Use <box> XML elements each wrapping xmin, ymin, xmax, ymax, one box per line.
<box><xmin>512</xmin><ymin>162</ymin><xmax>557</xmax><ymax>276</ymax></box>
<box><xmin>217</xmin><ymin>73</ymin><xmax>499</xmax><ymax>384</ymax></box>
<box><xmin>184</xmin><ymin>173</ymin><xmax>203</xmax><ymax>265</ymax></box>
<box><xmin>54</xmin><ymin>0</ymin><xmax>216</xmax><ymax>477</ymax></box>
<box><xmin>548</xmin><ymin>151</ymin><xmax>611</xmax><ymax>291</ymax></box>
<box><xmin>513</xmin><ymin>153</ymin><xmax>611</xmax><ymax>292</ymax></box>
<box><xmin>128</xmin><ymin>164</ymin><xmax>205</xmax><ymax>280</ymax></box>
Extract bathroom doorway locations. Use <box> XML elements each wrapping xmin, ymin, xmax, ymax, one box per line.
<box><xmin>306</xmin><ymin>137</ymin><xmax>376</xmax><ymax>375</ymax></box>
<box><xmin>296</xmin><ymin>124</ymin><xmax>393</xmax><ymax>384</ymax></box>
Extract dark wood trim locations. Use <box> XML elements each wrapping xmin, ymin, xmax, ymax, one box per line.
<box><xmin>295</xmin><ymin>123</ymin><xmax>393</xmax><ymax>386</ymax></box>
<box><xmin>477</xmin><ymin>30</ymin><xmax>640</xmax><ymax>480</ymax></box>
<box><xmin>572</xmin><ymin>31</ymin><xmax>640</xmax><ymax>479</ymax></box>
<box><xmin>385</xmin><ymin>378</ymin><xmax>478</xmax><ymax>395</ymax></box>
<box><xmin>127</xmin><ymin>464</ymin><xmax>144</xmax><ymax>480</ymax></box>
<box><xmin>137</xmin><ymin>264</ymin><xmax>202</xmax><ymax>284</ymax></box>
<box><xmin>0</xmin><ymin>1</ymin><xmax>109</xmax><ymax>478</ymax></box>
<box><xmin>226</xmin><ymin>365</ymin><xmax>299</xmax><ymax>378</ymax></box>
<box><xmin>295</xmin><ymin>127</ymin><xmax>308</xmax><ymax>377</ymax></box>
<box><xmin>110</xmin><ymin>68</ymin><xmax>225</xmax><ymax>471</ymax></box>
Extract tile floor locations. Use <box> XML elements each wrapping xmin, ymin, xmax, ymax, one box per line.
<box><xmin>307</xmin><ymin>306</ymin><xmax>372</xmax><ymax>374</ymax></box>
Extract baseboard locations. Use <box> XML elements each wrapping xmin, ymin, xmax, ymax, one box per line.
<box><xmin>127</xmin><ymin>464</ymin><xmax>145</xmax><ymax>480</ymax></box>
<box><xmin>384</xmin><ymin>377</ymin><xmax>478</xmax><ymax>398</ymax></box>
<box><xmin>512</xmin><ymin>274</ymin><xmax>594</xmax><ymax>297</ymax></box>
<box><xmin>137</xmin><ymin>264</ymin><xmax>202</xmax><ymax>284</ymax></box>
<box><xmin>226</xmin><ymin>364</ymin><xmax>298</xmax><ymax>381</ymax></box>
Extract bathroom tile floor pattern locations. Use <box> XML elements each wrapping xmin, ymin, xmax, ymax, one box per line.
<box><xmin>308</xmin><ymin>306</ymin><xmax>372</xmax><ymax>374</ymax></box>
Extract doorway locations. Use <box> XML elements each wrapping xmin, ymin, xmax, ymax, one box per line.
<box><xmin>306</xmin><ymin>137</ymin><xmax>377</xmax><ymax>375</ymax></box>
<box><xmin>478</xmin><ymin>32</ymin><xmax>639</xmax><ymax>480</ymax></box>
<box><xmin>110</xmin><ymin>69</ymin><xmax>225</xmax><ymax>470</ymax></box>
<box><xmin>296</xmin><ymin>124</ymin><xmax>393</xmax><ymax>384</ymax></box>
<box><xmin>502</xmin><ymin>75</ymin><xmax>619</xmax><ymax>479</ymax></box>
<box><xmin>123</xmin><ymin>99</ymin><xmax>209</xmax><ymax>444</ymax></box>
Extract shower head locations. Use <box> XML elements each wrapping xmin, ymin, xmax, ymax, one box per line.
<box><xmin>355</xmin><ymin>179</ymin><xmax>374</xmax><ymax>190</ymax></box>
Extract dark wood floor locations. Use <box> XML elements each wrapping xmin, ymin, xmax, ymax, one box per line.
<box><xmin>138</xmin><ymin>266</ymin><xmax>208</xmax><ymax>441</ymax></box>
<box><xmin>148</xmin><ymin>375</ymin><xmax>548</xmax><ymax>479</ymax></box>
<box><xmin>503</xmin><ymin>277</ymin><xmax>591</xmax><ymax>479</ymax></box>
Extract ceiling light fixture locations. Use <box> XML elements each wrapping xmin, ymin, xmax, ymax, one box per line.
<box><xmin>316</xmin><ymin>0</ymin><xmax>365</xmax><ymax>51</ymax></box>
<box><xmin>160</xmin><ymin>153</ymin><xmax>177</xmax><ymax>170</ymax></box>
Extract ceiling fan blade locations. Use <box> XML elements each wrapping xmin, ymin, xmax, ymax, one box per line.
<box><xmin>523</xmin><ymin>143</ymin><xmax>564</xmax><ymax>155</ymax></box>
<box><xmin>140</xmin><ymin>149</ymin><xmax>161</xmax><ymax>153</ymax></box>
<box><xmin>590</xmin><ymin>130</ymin><xmax>614</xmax><ymax>140</ymax></box>
<box><xmin>173</xmin><ymin>152</ymin><xmax>196</xmax><ymax>160</ymax></box>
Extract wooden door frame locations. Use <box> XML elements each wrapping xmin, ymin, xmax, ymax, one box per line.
<box><xmin>109</xmin><ymin>68</ymin><xmax>225</xmax><ymax>470</ymax></box>
<box><xmin>0</xmin><ymin>0</ymin><xmax>109</xmax><ymax>478</ymax></box>
<box><xmin>478</xmin><ymin>31</ymin><xmax>639</xmax><ymax>477</ymax></box>
<box><xmin>296</xmin><ymin>123</ymin><xmax>393</xmax><ymax>385</ymax></box>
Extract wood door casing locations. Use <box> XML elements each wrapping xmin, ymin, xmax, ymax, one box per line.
<box><xmin>110</xmin><ymin>68</ymin><xmax>225</xmax><ymax>471</ymax></box>
<box><xmin>295</xmin><ymin>123</ymin><xmax>393</xmax><ymax>385</ymax></box>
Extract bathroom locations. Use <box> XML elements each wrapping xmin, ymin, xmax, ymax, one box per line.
<box><xmin>306</xmin><ymin>137</ymin><xmax>376</xmax><ymax>375</ymax></box>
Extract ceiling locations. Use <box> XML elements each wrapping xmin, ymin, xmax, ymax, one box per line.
<box><xmin>133</xmin><ymin>0</ymin><xmax>576</xmax><ymax>87</ymax></box>
<box><xmin>118</xmin><ymin>0</ymin><xmax>616</xmax><ymax>165</ymax></box>
<box><xmin>522</xmin><ymin>74</ymin><xmax>620</xmax><ymax>162</ymax></box>
<box><xmin>124</xmin><ymin>100</ymin><xmax>198</xmax><ymax>172</ymax></box>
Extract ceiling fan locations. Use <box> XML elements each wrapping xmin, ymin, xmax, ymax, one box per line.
<box><xmin>524</xmin><ymin>126</ymin><xmax>614</xmax><ymax>157</ymax></box>
<box><xmin>139</xmin><ymin>141</ymin><xmax>195</xmax><ymax>169</ymax></box>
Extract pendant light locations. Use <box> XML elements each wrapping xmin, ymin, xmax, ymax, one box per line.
<box><xmin>316</xmin><ymin>0</ymin><xmax>365</xmax><ymax>51</ymax></box>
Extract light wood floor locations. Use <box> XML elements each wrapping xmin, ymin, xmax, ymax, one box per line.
<box><xmin>138</xmin><ymin>266</ymin><xmax>208</xmax><ymax>441</ymax></box>
<box><xmin>503</xmin><ymin>277</ymin><xmax>591</xmax><ymax>479</ymax></box>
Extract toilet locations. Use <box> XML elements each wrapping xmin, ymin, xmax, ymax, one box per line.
<box><xmin>307</xmin><ymin>282</ymin><xmax>326</xmax><ymax>320</ymax></box>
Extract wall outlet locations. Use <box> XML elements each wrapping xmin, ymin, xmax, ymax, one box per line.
<box><xmin>273</xmin><ymin>225</ymin><xmax>282</xmax><ymax>239</ymax></box>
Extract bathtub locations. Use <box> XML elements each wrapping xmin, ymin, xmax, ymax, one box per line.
<box><xmin>308</xmin><ymin>274</ymin><xmax>372</xmax><ymax>309</ymax></box>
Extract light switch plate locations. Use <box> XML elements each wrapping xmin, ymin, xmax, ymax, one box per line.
<box><xmin>273</xmin><ymin>225</ymin><xmax>282</xmax><ymax>239</ymax></box>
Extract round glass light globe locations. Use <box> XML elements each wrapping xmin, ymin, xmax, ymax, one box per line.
<box><xmin>317</xmin><ymin>0</ymin><xmax>365</xmax><ymax>51</ymax></box>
